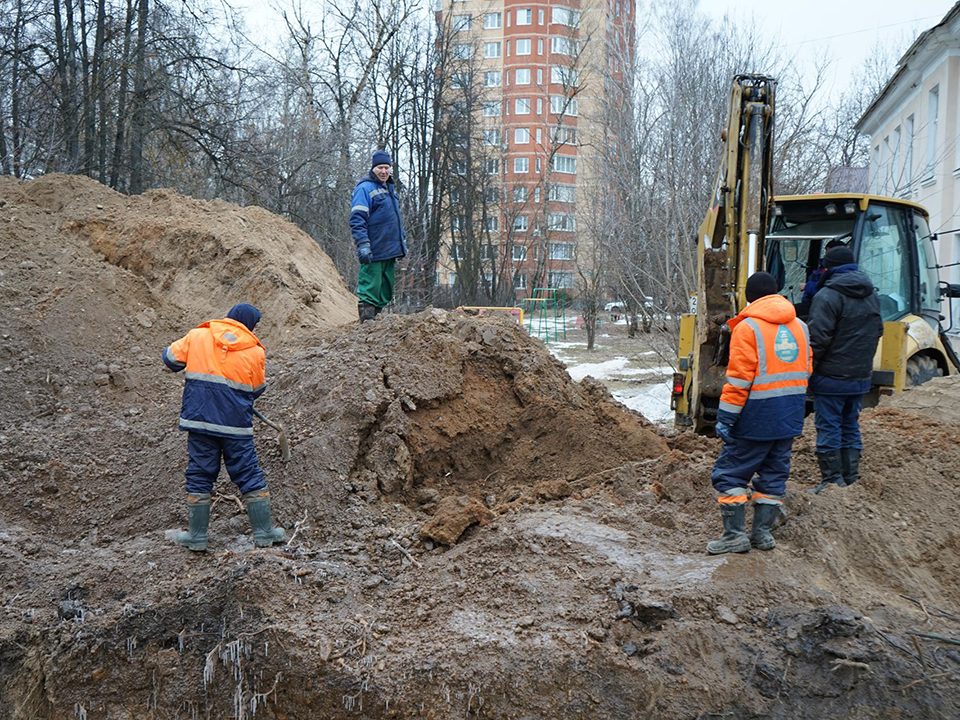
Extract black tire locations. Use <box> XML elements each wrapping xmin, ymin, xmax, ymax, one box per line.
<box><xmin>906</xmin><ymin>355</ymin><xmax>942</xmax><ymax>387</ymax></box>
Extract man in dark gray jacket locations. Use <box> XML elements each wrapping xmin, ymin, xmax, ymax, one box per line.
<box><xmin>807</xmin><ymin>245</ymin><xmax>884</xmax><ymax>493</ymax></box>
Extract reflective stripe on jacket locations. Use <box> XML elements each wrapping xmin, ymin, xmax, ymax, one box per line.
<box><xmin>717</xmin><ymin>294</ymin><xmax>812</xmax><ymax>441</ymax></box>
<box><xmin>163</xmin><ymin>318</ymin><xmax>266</xmax><ymax>438</ymax></box>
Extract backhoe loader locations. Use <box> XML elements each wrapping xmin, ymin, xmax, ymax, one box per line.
<box><xmin>672</xmin><ymin>74</ymin><xmax>960</xmax><ymax>435</ymax></box>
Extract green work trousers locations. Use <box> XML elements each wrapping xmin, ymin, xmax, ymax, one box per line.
<box><xmin>357</xmin><ymin>258</ymin><xmax>396</xmax><ymax>308</ymax></box>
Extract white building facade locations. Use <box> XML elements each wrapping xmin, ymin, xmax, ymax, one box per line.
<box><xmin>857</xmin><ymin>3</ymin><xmax>960</xmax><ymax>330</ymax></box>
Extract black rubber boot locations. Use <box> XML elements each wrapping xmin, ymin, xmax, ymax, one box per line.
<box><xmin>707</xmin><ymin>504</ymin><xmax>751</xmax><ymax>555</ymax></box>
<box><xmin>175</xmin><ymin>493</ymin><xmax>211</xmax><ymax>551</ymax></box>
<box><xmin>750</xmin><ymin>503</ymin><xmax>780</xmax><ymax>551</ymax></box>
<box><xmin>358</xmin><ymin>302</ymin><xmax>377</xmax><ymax>323</ymax></box>
<box><xmin>243</xmin><ymin>488</ymin><xmax>286</xmax><ymax>547</ymax></box>
<box><xmin>809</xmin><ymin>451</ymin><xmax>845</xmax><ymax>494</ymax></box>
<box><xmin>840</xmin><ymin>448</ymin><xmax>861</xmax><ymax>487</ymax></box>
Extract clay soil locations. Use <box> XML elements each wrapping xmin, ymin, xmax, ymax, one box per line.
<box><xmin>1</xmin><ymin>174</ymin><xmax>960</xmax><ymax>719</ymax></box>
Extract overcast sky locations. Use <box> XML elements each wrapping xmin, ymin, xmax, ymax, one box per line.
<box><xmin>238</xmin><ymin>0</ymin><xmax>956</xmax><ymax>100</ymax></box>
<box><xmin>698</xmin><ymin>0</ymin><xmax>955</xmax><ymax>98</ymax></box>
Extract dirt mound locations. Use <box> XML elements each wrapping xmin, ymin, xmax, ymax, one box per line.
<box><xmin>0</xmin><ymin>173</ymin><xmax>357</xmax><ymax>344</ymax></box>
<box><xmin>882</xmin><ymin>374</ymin><xmax>960</xmax><ymax>424</ymax></box>
<box><xmin>2</xmin><ymin>178</ymin><xmax>960</xmax><ymax>718</ymax></box>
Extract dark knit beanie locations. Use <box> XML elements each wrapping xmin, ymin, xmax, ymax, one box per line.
<box><xmin>371</xmin><ymin>150</ymin><xmax>392</xmax><ymax>169</ymax></box>
<box><xmin>745</xmin><ymin>272</ymin><xmax>779</xmax><ymax>303</ymax></box>
<box><xmin>823</xmin><ymin>245</ymin><xmax>855</xmax><ymax>268</ymax></box>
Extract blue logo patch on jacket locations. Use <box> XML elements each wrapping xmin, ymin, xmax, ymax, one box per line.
<box><xmin>774</xmin><ymin>326</ymin><xmax>799</xmax><ymax>363</ymax></box>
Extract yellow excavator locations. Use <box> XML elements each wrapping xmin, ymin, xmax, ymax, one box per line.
<box><xmin>672</xmin><ymin>74</ymin><xmax>960</xmax><ymax>435</ymax></box>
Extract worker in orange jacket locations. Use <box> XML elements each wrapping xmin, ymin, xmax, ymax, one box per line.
<box><xmin>708</xmin><ymin>273</ymin><xmax>812</xmax><ymax>555</ymax></box>
<box><xmin>163</xmin><ymin>303</ymin><xmax>285</xmax><ymax>551</ymax></box>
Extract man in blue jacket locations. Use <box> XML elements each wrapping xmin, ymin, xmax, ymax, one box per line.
<box><xmin>806</xmin><ymin>245</ymin><xmax>884</xmax><ymax>493</ymax></box>
<box><xmin>350</xmin><ymin>150</ymin><xmax>407</xmax><ymax>322</ymax></box>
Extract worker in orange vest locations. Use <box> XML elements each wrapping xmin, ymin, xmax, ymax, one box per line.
<box><xmin>708</xmin><ymin>273</ymin><xmax>812</xmax><ymax>554</ymax></box>
<box><xmin>163</xmin><ymin>303</ymin><xmax>285</xmax><ymax>551</ymax></box>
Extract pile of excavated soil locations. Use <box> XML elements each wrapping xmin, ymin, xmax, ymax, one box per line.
<box><xmin>2</xmin><ymin>175</ymin><xmax>960</xmax><ymax>719</ymax></box>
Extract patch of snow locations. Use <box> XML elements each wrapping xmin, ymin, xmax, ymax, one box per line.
<box><xmin>612</xmin><ymin>382</ymin><xmax>674</xmax><ymax>425</ymax></box>
<box><xmin>566</xmin><ymin>357</ymin><xmax>632</xmax><ymax>382</ymax></box>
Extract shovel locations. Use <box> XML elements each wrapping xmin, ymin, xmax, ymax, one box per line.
<box><xmin>253</xmin><ymin>408</ymin><xmax>291</xmax><ymax>462</ymax></box>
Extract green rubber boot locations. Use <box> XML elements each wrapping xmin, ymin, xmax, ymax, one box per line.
<box><xmin>358</xmin><ymin>302</ymin><xmax>377</xmax><ymax>323</ymax></box>
<box><xmin>750</xmin><ymin>502</ymin><xmax>781</xmax><ymax>551</ymax></box>
<box><xmin>840</xmin><ymin>448</ymin><xmax>861</xmax><ymax>487</ymax></box>
<box><xmin>707</xmin><ymin>503</ymin><xmax>751</xmax><ymax>555</ymax></box>
<box><xmin>243</xmin><ymin>488</ymin><xmax>286</xmax><ymax>547</ymax></box>
<box><xmin>175</xmin><ymin>493</ymin><xmax>211</xmax><ymax>551</ymax></box>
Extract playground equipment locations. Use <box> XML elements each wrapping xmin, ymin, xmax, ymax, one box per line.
<box><xmin>522</xmin><ymin>288</ymin><xmax>567</xmax><ymax>343</ymax></box>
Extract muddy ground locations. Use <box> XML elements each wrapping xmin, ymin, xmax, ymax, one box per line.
<box><xmin>1</xmin><ymin>175</ymin><xmax>959</xmax><ymax>719</ymax></box>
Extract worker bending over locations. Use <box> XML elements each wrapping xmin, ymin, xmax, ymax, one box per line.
<box><xmin>709</xmin><ymin>273</ymin><xmax>812</xmax><ymax>555</ymax></box>
<box><xmin>163</xmin><ymin>303</ymin><xmax>285</xmax><ymax>551</ymax></box>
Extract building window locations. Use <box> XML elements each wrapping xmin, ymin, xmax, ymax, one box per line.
<box><xmin>548</xmin><ymin>215</ymin><xmax>576</xmax><ymax>233</ymax></box>
<box><xmin>551</xmin><ymin>66</ymin><xmax>579</xmax><ymax>85</ymax></box>
<box><xmin>484</xmin><ymin>12</ymin><xmax>501</xmax><ymax>29</ymax></box>
<box><xmin>550</xmin><ymin>95</ymin><xmax>578</xmax><ymax>116</ymax></box>
<box><xmin>484</xmin><ymin>186</ymin><xmax>499</xmax><ymax>203</ymax></box>
<box><xmin>514</xmin><ymin>216</ymin><xmax>529</xmax><ymax>232</ymax></box>
<box><xmin>484</xmin><ymin>71</ymin><xmax>501</xmax><ymax>87</ymax></box>
<box><xmin>482</xmin><ymin>101</ymin><xmax>501</xmax><ymax>117</ymax></box>
<box><xmin>552</xmin><ymin>126</ymin><xmax>577</xmax><ymax>145</ymax></box>
<box><xmin>880</xmin><ymin>136</ymin><xmax>889</xmax><ymax>195</ymax></box>
<box><xmin>552</xmin><ymin>7</ymin><xmax>580</xmax><ymax>26</ymax></box>
<box><xmin>513</xmin><ymin>186</ymin><xmax>528</xmax><ymax>202</ymax></box>
<box><xmin>515</xmin><ymin>98</ymin><xmax>531</xmax><ymax>114</ymax></box>
<box><xmin>615</xmin><ymin>1</ymin><xmax>621</xmax><ymax>17</ymax></box>
<box><xmin>484</xmin><ymin>216</ymin><xmax>499</xmax><ymax>231</ymax></box>
<box><xmin>452</xmin><ymin>243</ymin><xmax>465</xmax><ymax>259</ymax></box>
<box><xmin>515</xmin><ymin>128</ymin><xmax>530</xmax><ymax>144</ymax></box>
<box><xmin>484</xmin><ymin>42</ymin><xmax>501</xmax><ymax>58</ymax></box>
<box><xmin>453</xmin><ymin>160</ymin><xmax>467</xmax><ymax>176</ymax></box>
<box><xmin>549</xmin><ymin>242</ymin><xmax>574</xmax><ymax>259</ymax></box>
<box><xmin>535</xmin><ymin>186</ymin><xmax>541</xmax><ymax>202</ymax></box>
<box><xmin>515</xmin><ymin>68</ymin><xmax>531</xmax><ymax>84</ymax></box>
<box><xmin>514</xmin><ymin>157</ymin><xmax>529</xmax><ymax>173</ymax></box>
<box><xmin>512</xmin><ymin>245</ymin><xmax>528</xmax><ymax>261</ymax></box>
<box><xmin>483</xmin><ymin>129</ymin><xmax>501</xmax><ymax>146</ymax></box>
<box><xmin>925</xmin><ymin>85</ymin><xmax>939</xmax><ymax>181</ymax></box>
<box><xmin>537</xmin><ymin>68</ymin><xmax>543</xmax><ymax>84</ymax></box>
<box><xmin>515</xmin><ymin>273</ymin><xmax>528</xmax><ymax>289</ymax></box>
<box><xmin>452</xmin><ymin>72</ymin><xmax>470</xmax><ymax>89</ymax></box>
<box><xmin>536</xmin><ymin>128</ymin><xmax>542</xmax><ymax>144</ymax></box>
<box><xmin>905</xmin><ymin>115</ymin><xmax>914</xmax><ymax>191</ymax></box>
<box><xmin>486</xmin><ymin>158</ymin><xmax>500</xmax><ymax>174</ymax></box>
<box><xmin>548</xmin><ymin>271</ymin><xmax>574</xmax><ymax>288</ymax></box>
<box><xmin>548</xmin><ymin>184</ymin><xmax>576</xmax><ymax>202</ymax></box>
<box><xmin>517</xmin><ymin>8</ymin><xmax>532</xmax><ymax>25</ymax></box>
<box><xmin>539</xmin><ymin>9</ymin><xmax>544</xmax><ymax>24</ymax></box>
<box><xmin>892</xmin><ymin>126</ymin><xmax>901</xmax><ymax>193</ymax></box>
<box><xmin>449</xmin><ymin>272</ymin><xmax>457</xmax><ymax>286</ymax></box>
<box><xmin>538</xmin><ymin>38</ymin><xmax>543</xmax><ymax>54</ymax></box>
<box><xmin>453</xmin><ymin>44</ymin><xmax>473</xmax><ymax>59</ymax></box>
<box><xmin>551</xmin><ymin>37</ymin><xmax>577</xmax><ymax>55</ymax></box>
<box><xmin>516</xmin><ymin>38</ymin><xmax>532</xmax><ymax>55</ymax></box>
<box><xmin>536</xmin><ymin>157</ymin><xmax>541</xmax><ymax>172</ymax></box>
<box><xmin>451</xmin><ymin>216</ymin><xmax>465</xmax><ymax>231</ymax></box>
<box><xmin>536</xmin><ymin>98</ymin><xmax>543</xmax><ymax>114</ymax></box>
<box><xmin>453</xmin><ymin>14</ymin><xmax>472</xmax><ymax>31</ymax></box>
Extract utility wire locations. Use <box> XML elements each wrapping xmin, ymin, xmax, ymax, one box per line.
<box><xmin>783</xmin><ymin>14</ymin><xmax>943</xmax><ymax>47</ymax></box>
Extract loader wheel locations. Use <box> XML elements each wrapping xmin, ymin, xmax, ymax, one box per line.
<box><xmin>906</xmin><ymin>355</ymin><xmax>942</xmax><ymax>387</ymax></box>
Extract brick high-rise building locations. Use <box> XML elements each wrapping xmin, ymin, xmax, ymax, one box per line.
<box><xmin>434</xmin><ymin>0</ymin><xmax>635</xmax><ymax>303</ymax></box>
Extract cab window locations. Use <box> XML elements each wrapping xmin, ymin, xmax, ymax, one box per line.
<box><xmin>858</xmin><ymin>204</ymin><xmax>912</xmax><ymax>320</ymax></box>
<box><xmin>914</xmin><ymin>214</ymin><xmax>940</xmax><ymax>313</ymax></box>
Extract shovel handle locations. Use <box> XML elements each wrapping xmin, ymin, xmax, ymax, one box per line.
<box><xmin>252</xmin><ymin>408</ymin><xmax>291</xmax><ymax>462</ymax></box>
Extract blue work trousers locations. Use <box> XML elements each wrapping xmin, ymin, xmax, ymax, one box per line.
<box><xmin>712</xmin><ymin>437</ymin><xmax>794</xmax><ymax>496</ymax></box>
<box><xmin>185</xmin><ymin>432</ymin><xmax>265</xmax><ymax>495</ymax></box>
<box><xmin>813</xmin><ymin>393</ymin><xmax>863</xmax><ymax>453</ymax></box>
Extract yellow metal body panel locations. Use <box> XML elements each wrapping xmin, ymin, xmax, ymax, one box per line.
<box><xmin>773</xmin><ymin>193</ymin><xmax>930</xmax><ymax>216</ymax></box>
<box><xmin>878</xmin><ymin>321</ymin><xmax>908</xmax><ymax>392</ymax></box>
<box><xmin>674</xmin><ymin>313</ymin><xmax>696</xmax><ymax>417</ymax></box>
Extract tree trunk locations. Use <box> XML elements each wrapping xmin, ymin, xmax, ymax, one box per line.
<box><xmin>585</xmin><ymin>314</ymin><xmax>596</xmax><ymax>350</ymax></box>
<box><xmin>129</xmin><ymin>0</ymin><xmax>149</xmax><ymax>195</ymax></box>
<box><xmin>10</xmin><ymin>0</ymin><xmax>24</xmax><ymax>177</ymax></box>
<box><xmin>79</xmin><ymin>0</ymin><xmax>95</xmax><ymax>175</ymax></box>
<box><xmin>93</xmin><ymin>0</ymin><xmax>107</xmax><ymax>182</ymax></box>
<box><xmin>109</xmin><ymin>0</ymin><xmax>134</xmax><ymax>190</ymax></box>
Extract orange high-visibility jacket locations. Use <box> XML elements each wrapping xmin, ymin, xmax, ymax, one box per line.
<box><xmin>162</xmin><ymin>318</ymin><xmax>266</xmax><ymax>438</ymax></box>
<box><xmin>716</xmin><ymin>294</ymin><xmax>812</xmax><ymax>440</ymax></box>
